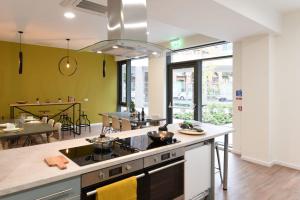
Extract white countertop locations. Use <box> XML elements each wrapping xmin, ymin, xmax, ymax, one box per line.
<box><xmin>0</xmin><ymin>123</ymin><xmax>233</xmax><ymax>197</ymax></box>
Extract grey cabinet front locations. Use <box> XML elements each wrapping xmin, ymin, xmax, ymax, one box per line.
<box><xmin>1</xmin><ymin>177</ymin><xmax>80</xmax><ymax>200</ymax></box>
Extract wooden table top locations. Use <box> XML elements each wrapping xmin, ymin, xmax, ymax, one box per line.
<box><xmin>0</xmin><ymin>120</ymin><xmax>54</xmax><ymax>139</ymax></box>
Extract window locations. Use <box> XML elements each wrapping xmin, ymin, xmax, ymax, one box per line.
<box><xmin>117</xmin><ymin>58</ymin><xmax>149</xmax><ymax>113</ymax></box>
<box><xmin>171</xmin><ymin>42</ymin><xmax>233</xmax><ymax>63</ymax></box>
<box><xmin>131</xmin><ymin>58</ymin><xmax>149</xmax><ymax>112</ymax></box>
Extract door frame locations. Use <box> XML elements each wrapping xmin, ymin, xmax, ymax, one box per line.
<box><xmin>166</xmin><ymin>55</ymin><xmax>233</xmax><ymax>124</ymax></box>
<box><xmin>166</xmin><ymin>60</ymin><xmax>202</xmax><ymax>123</ymax></box>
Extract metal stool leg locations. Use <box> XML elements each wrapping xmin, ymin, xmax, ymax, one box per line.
<box><xmin>215</xmin><ymin>144</ymin><xmax>223</xmax><ymax>183</ymax></box>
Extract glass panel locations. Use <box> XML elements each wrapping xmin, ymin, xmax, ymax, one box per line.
<box><xmin>172</xmin><ymin>67</ymin><xmax>194</xmax><ymax>123</ymax></box>
<box><xmin>202</xmin><ymin>58</ymin><xmax>233</xmax><ymax>146</ymax></box>
<box><xmin>131</xmin><ymin>58</ymin><xmax>149</xmax><ymax>113</ymax></box>
<box><xmin>121</xmin><ymin>63</ymin><xmax>127</xmax><ymax>103</ymax></box>
<box><xmin>171</xmin><ymin>43</ymin><xmax>232</xmax><ymax>63</ymax></box>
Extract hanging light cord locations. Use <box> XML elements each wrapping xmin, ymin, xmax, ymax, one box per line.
<box><xmin>18</xmin><ymin>31</ymin><xmax>23</xmax><ymax>51</ymax></box>
<box><xmin>66</xmin><ymin>38</ymin><xmax>70</xmax><ymax>63</ymax></box>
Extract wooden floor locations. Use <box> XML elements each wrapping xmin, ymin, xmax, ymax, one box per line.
<box><xmin>215</xmin><ymin>153</ymin><xmax>300</xmax><ymax>200</ymax></box>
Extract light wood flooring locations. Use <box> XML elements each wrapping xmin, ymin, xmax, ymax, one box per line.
<box><xmin>215</xmin><ymin>153</ymin><xmax>300</xmax><ymax>200</ymax></box>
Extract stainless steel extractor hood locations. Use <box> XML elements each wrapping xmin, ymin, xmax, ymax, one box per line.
<box><xmin>81</xmin><ymin>0</ymin><xmax>170</xmax><ymax>58</ymax></box>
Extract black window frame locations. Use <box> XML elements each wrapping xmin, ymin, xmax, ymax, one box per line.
<box><xmin>117</xmin><ymin>60</ymin><xmax>131</xmax><ymax>110</ymax></box>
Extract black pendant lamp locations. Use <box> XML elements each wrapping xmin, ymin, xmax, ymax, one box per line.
<box><xmin>58</xmin><ymin>39</ymin><xmax>78</xmax><ymax>76</ymax></box>
<box><xmin>18</xmin><ymin>31</ymin><xmax>23</xmax><ymax>74</ymax></box>
<box><xmin>102</xmin><ymin>55</ymin><xmax>106</xmax><ymax>78</ymax></box>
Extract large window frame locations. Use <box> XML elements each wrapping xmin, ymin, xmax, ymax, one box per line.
<box><xmin>166</xmin><ymin>41</ymin><xmax>233</xmax><ymax>123</ymax></box>
<box><xmin>117</xmin><ymin>60</ymin><xmax>131</xmax><ymax>110</ymax></box>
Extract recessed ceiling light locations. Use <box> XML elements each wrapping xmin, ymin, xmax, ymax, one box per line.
<box><xmin>112</xmin><ymin>45</ymin><xmax>119</xmax><ymax>49</ymax></box>
<box><xmin>146</xmin><ymin>31</ymin><xmax>150</xmax><ymax>35</ymax></box>
<box><xmin>152</xmin><ymin>51</ymin><xmax>158</xmax><ymax>55</ymax></box>
<box><xmin>64</xmin><ymin>12</ymin><xmax>75</xmax><ymax>19</ymax></box>
<box><xmin>97</xmin><ymin>50</ymin><xmax>102</xmax><ymax>54</ymax></box>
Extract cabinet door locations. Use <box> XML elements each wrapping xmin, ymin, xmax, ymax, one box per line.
<box><xmin>1</xmin><ymin>177</ymin><xmax>80</xmax><ymax>200</ymax></box>
<box><xmin>185</xmin><ymin>142</ymin><xmax>211</xmax><ymax>200</ymax></box>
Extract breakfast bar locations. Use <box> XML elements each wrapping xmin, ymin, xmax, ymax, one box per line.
<box><xmin>0</xmin><ymin>123</ymin><xmax>233</xmax><ymax>200</ymax></box>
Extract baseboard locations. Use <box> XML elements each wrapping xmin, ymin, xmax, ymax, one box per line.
<box><xmin>231</xmin><ymin>149</ymin><xmax>241</xmax><ymax>155</ymax></box>
<box><xmin>91</xmin><ymin>123</ymin><xmax>102</xmax><ymax>127</ymax></box>
<box><xmin>272</xmin><ymin>160</ymin><xmax>300</xmax><ymax>171</ymax></box>
<box><xmin>241</xmin><ymin>155</ymin><xmax>273</xmax><ymax>167</ymax></box>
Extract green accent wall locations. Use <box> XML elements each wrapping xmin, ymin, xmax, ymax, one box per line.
<box><xmin>0</xmin><ymin>40</ymin><xmax>117</xmax><ymax>123</ymax></box>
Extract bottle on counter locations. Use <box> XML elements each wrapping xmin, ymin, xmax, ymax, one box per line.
<box><xmin>137</xmin><ymin>112</ymin><xmax>141</xmax><ymax>121</ymax></box>
<box><xmin>141</xmin><ymin>107</ymin><xmax>145</xmax><ymax>121</ymax></box>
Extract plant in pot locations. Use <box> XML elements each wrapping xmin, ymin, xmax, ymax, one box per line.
<box><xmin>130</xmin><ymin>101</ymin><xmax>136</xmax><ymax>113</ymax></box>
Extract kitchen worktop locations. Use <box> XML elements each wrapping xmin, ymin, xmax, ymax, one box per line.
<box><xmin>0</xmin><ymin>123</ymin><xmax>233</xmax><ymax>197</ymax></box>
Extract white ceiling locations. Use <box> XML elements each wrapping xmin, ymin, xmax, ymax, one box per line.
<box><xmin>1</xmin><ymin>0</ymin><xmax>300</xmax><ymax>49</ymax></box>
<box><xmin>257</xmin><ymin>0</ymin><xmax>300</xmax><ymax>13</ymax></box>
<box><xmin>0</xmin><ymin>0</ymin><xmax>194</xmax><ymax>49</ymax></box>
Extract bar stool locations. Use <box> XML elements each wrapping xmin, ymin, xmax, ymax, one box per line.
<box><xmin>111</xmin><ymin>116</ymin><xmax>121</xmax><ymax>132</ymax></box>
<box><xmin>58</xmin><ymin>110</ymin><xmax>73</xmax><ymax>135</ymax></box>
<box><xmin>121</xmin><ymin>118</ymin><xmax>132</xmax><ymax>131</ymax></box>
<box><xmin>76</xmin><ymin>110</ymin><xmax>91</xmax><ymax>133</ymax></box>
<box><xmin>101</xmin><ymin>114</ymin><xmax>112</xmax><ymax>133</ymax></box>
<box><xmin>215</xmin><ymin>142</ymin><xmax>223</xmax><ymax>183</ymax></box>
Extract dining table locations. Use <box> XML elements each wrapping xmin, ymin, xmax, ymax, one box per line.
<box><xmin>99</xmin><ymin>112</ymin><xmax>166</xmax><ymax>127</ymax></box>
<box><xmin>0</xmin><ymin>120</ymin><xmax>54</xmax><ymax>150</ymax></box>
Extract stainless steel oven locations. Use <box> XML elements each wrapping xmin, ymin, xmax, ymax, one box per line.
<box><xmin>81</xmin><ymin>147</ymin><xmax>185</xmax><ymax>200</ymax></box>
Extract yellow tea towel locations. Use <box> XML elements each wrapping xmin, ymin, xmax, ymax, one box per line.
<box><xmin>96</xmin><ymin>176</ymin><xmax>137</xmax><ymax>200</ymax></box>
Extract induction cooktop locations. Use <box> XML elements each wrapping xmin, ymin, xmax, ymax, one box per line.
<box><xmin>59</xmin><ymin>135</ymin><xmax>180</xmax><ymax>166</ymax></box>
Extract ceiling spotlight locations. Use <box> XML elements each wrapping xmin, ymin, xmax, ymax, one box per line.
<box><xmin>97</xmin><ymin>50</ymin><xmax>102</xmax><ymax>54</ymax></box>
<box><xmin>112</xmin><ymin>45</ymin><xmax>119</xmax><ymax>49</ymax></box>
<box><xmin>152</xmin><ymin>51</ymin><xmax>158</xmax><ymax>55</ymax></box>
<box><xmin>64</xmin><ymin>12</ymin><xmax>75</xmax><ymax>19</ymax></box>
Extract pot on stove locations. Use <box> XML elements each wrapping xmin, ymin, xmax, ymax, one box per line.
<box><xmin>86</xmin><ymin>135</ymin><xmax>119</xmax><ymax>150</ymax></box>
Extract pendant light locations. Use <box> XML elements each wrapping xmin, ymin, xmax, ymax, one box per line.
<box><xmin>18</xmin><ymin>31</ymin><xmax>23</xmax><ymax>74</ymax></box>
<box><xmin>102</xmin><ymin>55</ymin><xmax>106</xmax><ymax>78</ymax></box>
<box><xmin>58</xmin><ymin>38</ymin><xmax>78</xmax><ymax>76</ymax></box>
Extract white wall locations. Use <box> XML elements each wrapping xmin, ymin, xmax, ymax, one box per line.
<box><xmin>237</xmin><ymin>35</ymin><xmax>272</xmax><ymax>164</ymax></box>
<box><xmin>271</xmin><ymin>11</ymin><xmax>300</xmax><ymax>169</ymax></box>
<box><xmin>234</xmin><ymin>10</ymin><xmax>300</xmax><ymax>169</ymax></box>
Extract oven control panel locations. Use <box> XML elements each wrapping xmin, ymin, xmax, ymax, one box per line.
<box><xmin>144</xmin><ymin>147</ymin><xmax>184</xmax><ymax>168</ymax></box>
<box><xmin>81</xmin><ymin>158</ymin><xmax>143</xmax><ymax>188</ymax></box>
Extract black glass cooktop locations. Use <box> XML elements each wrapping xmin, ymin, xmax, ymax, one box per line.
<box><xmin>116</xmin><ymin>134</ymin><xmax>180</xmax><ymax>151</ymax></box>
<box><xmin>60</xmin><ymin>135</ymin><xmax>180</xmax><ymax>166</ymax></box>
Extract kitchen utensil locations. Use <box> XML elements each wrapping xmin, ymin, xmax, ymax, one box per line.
<box><xmin>86</xmin><ymin>136</ymin><xmax>119</xmax><ymax>150</ymax></box>
<box><xmin>158</xmin><ymin>123</ymin><xmax>168</xmax><ymax>132</ymax></box>
<box><xmin>44</xmin><ymin>155</ymin><xmax>69</xmax><ymax>170</ymax></box>
<box><xmin>178</xmin><ymin>129</ymin><xmax>206</xmax><ymax>135</ymax></box>
<box><xmin>147</xmin><ymin>131</ymin><xmax>174</xmax><ymax>143</ymax></box>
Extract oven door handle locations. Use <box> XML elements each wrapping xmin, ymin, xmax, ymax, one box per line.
<box><xmin>86</xmin><ymin>173</ymin><xmax>146</xmax><ymax>197</ymax></box>
<box><xmin>148</xmin><ymin>160</ymin><xmax>186</xmax><ymax>175</ymax></box>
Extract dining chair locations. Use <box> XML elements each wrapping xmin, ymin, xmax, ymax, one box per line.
<box><xmin>41</xmin><ymin>116</ymin><xmax>48</xmax><ymax>123</ymax></box>
<box><xmin>111</xmin><ymin>116</ymin><xmax>121</xmax><ymax>132</ymax></box>
<box><xmin>47</xmin><ymin>119</ymin><xmax>55</xmax><ymax>127</ymax></box>
<box><xmin>101</xmin><ymin>114</ymin><xmax>112</xmax><ymax>133</ymax></box>
<box><xmin>121</xmin><ymin>118</ymin><xmax>132</xmax><ymax>131</ymax></box>
<box><xmin>53</xmin><ymin>122</ymin><xmax>63</xmax><ymax>141</ymax></box>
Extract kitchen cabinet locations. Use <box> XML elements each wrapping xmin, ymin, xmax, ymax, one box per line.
<box><xmin>185</xmin><ymin>142</ymin><xmax>212</xmax><ymax>200</ymax></box>
<box><xmin>1</xmin><ymin>177</ymin><xmax>80</xmax><ymax>200</ymax></box>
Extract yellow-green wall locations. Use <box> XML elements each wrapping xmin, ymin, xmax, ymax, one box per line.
<box><xmin>0</xmin><ymin>41</ymin><xmax>117</xmax><ymax>123</ymax></box>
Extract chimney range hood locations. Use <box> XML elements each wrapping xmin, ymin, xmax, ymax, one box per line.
<box><xmin>81</xmin><ymin>0</ymin><xmax>170</xmax><ymax>58</ymax></box>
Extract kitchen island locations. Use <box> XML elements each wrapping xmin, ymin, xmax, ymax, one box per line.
<box><xmin>0</xmin><ymin>123</ymin><xmax>233</xmax><ymax>200</ymax></box>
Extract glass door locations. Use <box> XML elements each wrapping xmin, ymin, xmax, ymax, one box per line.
<box><xmin>202</xmin><ymin>57</ymin><xmax>233</xmax><ymax>146</ymax></box>
<box><xmin>167</xmin><ymin>61</ymin><xmax>200</xmax><ymax>123</ymax></box>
